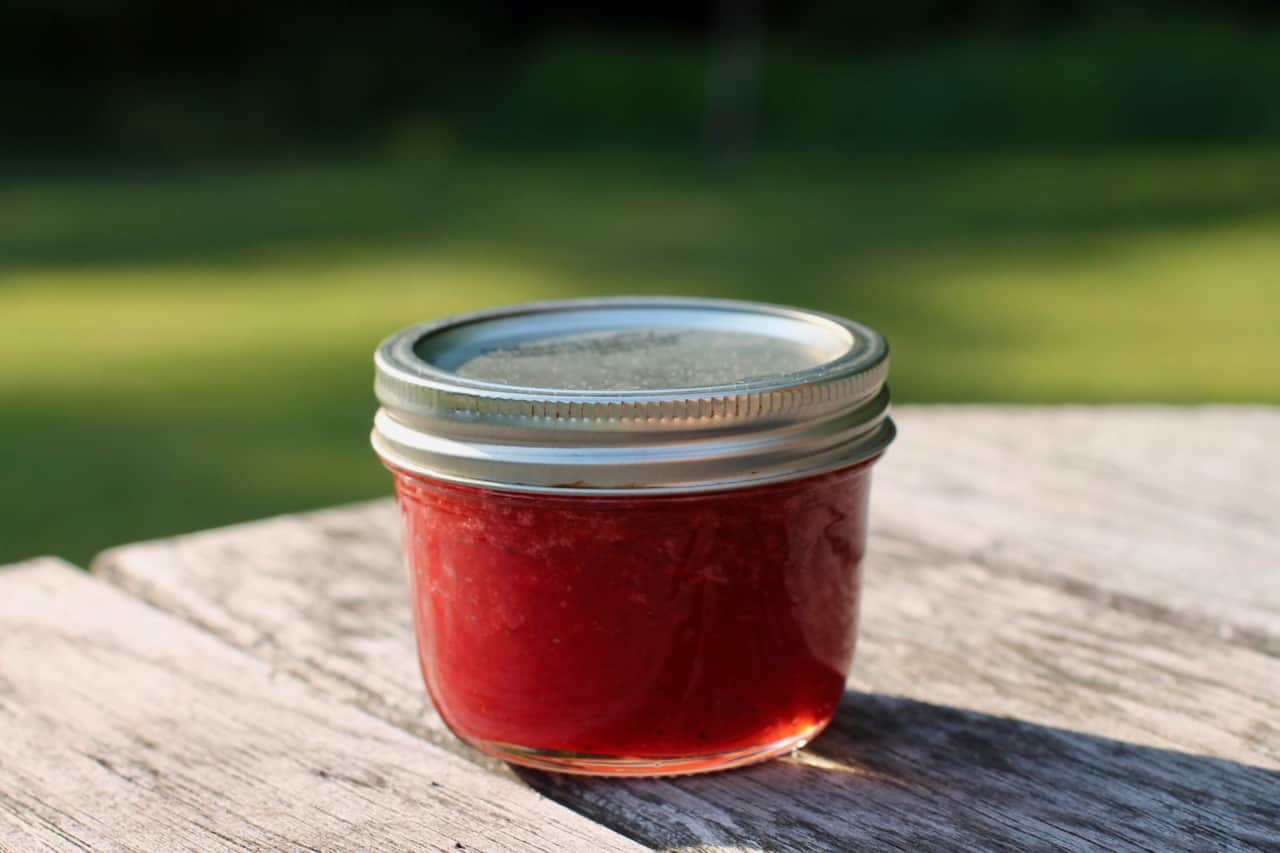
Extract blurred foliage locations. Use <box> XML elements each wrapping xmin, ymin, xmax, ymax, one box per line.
<box><xmin>489</xmin><ymin>28</ymin><xmax>1280</xmax><ymax>150</ymax></box>
<box><xmin>5</xmin><ymin>6</ymin><xmax>1280</xmax><ymax>156</ymax></box>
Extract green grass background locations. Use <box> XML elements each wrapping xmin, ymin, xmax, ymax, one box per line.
<box><xmin>3</xmin><ymin>144</ymin><xmax>1279</xmax><ymax>565</ymax></box>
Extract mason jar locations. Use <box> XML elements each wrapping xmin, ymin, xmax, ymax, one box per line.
<box><xmin>372</xmin><ymin>297</ymin><xmax>894</xmax><ymax>776</ymax></box>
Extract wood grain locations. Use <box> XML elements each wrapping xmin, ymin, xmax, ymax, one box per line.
<box><xmin>92</xmin><ymin>408</ymin><xmax>1280</xmax><ymax>850</ymax></box>
<box><xmin>876</xmin><ymin>406</ymin><xmax>1280</xmax><ymax>653</ymax></box>
<box><xmin>0</xmin><ymin>558</ymin><xmax>640</xmax><ymax>853</ymax></box>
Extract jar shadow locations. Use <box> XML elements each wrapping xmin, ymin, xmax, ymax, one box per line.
<box><xmin>517</xmin><ymin>690</ymin><xmax>1279</xmax><ymax>850</ymax></box>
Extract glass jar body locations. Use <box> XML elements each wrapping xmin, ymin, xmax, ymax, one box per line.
<box><xmin>390</xmin><ymin>462</ymin><xmax>876</xmax><ymax>776</ymax></box>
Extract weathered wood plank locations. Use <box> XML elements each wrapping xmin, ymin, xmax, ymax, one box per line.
<box><xmin>876</xmin><ymin>406</ymin><xmax>1280</xmax><ymax>652</ymax></box>
<box><xmin>0</xmin><ymin>558</ymin><xmax>640</xmax><ymax>853</ymax></box>
<box><xmin>92</xmin><ymin>408</ymin><xmax>1280</xmax><ymax>851</ymax></box>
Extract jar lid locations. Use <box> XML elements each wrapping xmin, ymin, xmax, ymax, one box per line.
<box><xmin>372</xmin><ymin>296</ymin><xmax>894</xmax><ymax>493</ymax></box>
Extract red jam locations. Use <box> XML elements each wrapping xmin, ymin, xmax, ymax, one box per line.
<box><xmin>391</xmin><ymin>461</ymin><xmax>874</xmax><ymax>774</ymax></box>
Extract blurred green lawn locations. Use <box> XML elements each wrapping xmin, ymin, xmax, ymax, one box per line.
<box><xmin>3</xmin><ymin>146</ymin><xmax>1279</xmax><ymax>564</ymax></box>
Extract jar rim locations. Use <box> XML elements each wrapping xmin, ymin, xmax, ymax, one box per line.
<box><xmin>372</xmin><ymin>296</ymin><xmax>894</xmax><ymax>492</ymax></box>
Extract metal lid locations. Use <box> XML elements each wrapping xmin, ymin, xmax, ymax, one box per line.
<box><xmin>372</xmin><ymin>296</ymin><xmax>894</xmax><ymax>493</ymax></box>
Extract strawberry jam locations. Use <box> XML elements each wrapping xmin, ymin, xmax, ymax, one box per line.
<box><xmin>391</xmin><ymin>461</ymin><xmax>874</xmax><ymax>774</ymax></box>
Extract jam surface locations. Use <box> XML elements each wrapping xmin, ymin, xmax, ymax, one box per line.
<box><xmin>393</xmin><ymin>464</ymin><xmax>873</xmax><ymax>763</ymax></box>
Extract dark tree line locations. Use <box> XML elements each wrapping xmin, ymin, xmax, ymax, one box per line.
<box><xmin>4</xmin><ymin>2</ymin><xmax>1278</xmax><ymax>156</ymax></box>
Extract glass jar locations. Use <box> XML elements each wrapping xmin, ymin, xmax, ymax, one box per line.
<box><xmin>372</xmin><ymin>297</ymin><xmax>894</xmax><ymax>776</ymax></box>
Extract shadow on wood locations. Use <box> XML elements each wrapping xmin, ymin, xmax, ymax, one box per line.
<box><xmin>520</xmin><ymin>691</ymin><xmax>1280</xmax><ymax>851</ymax></box>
